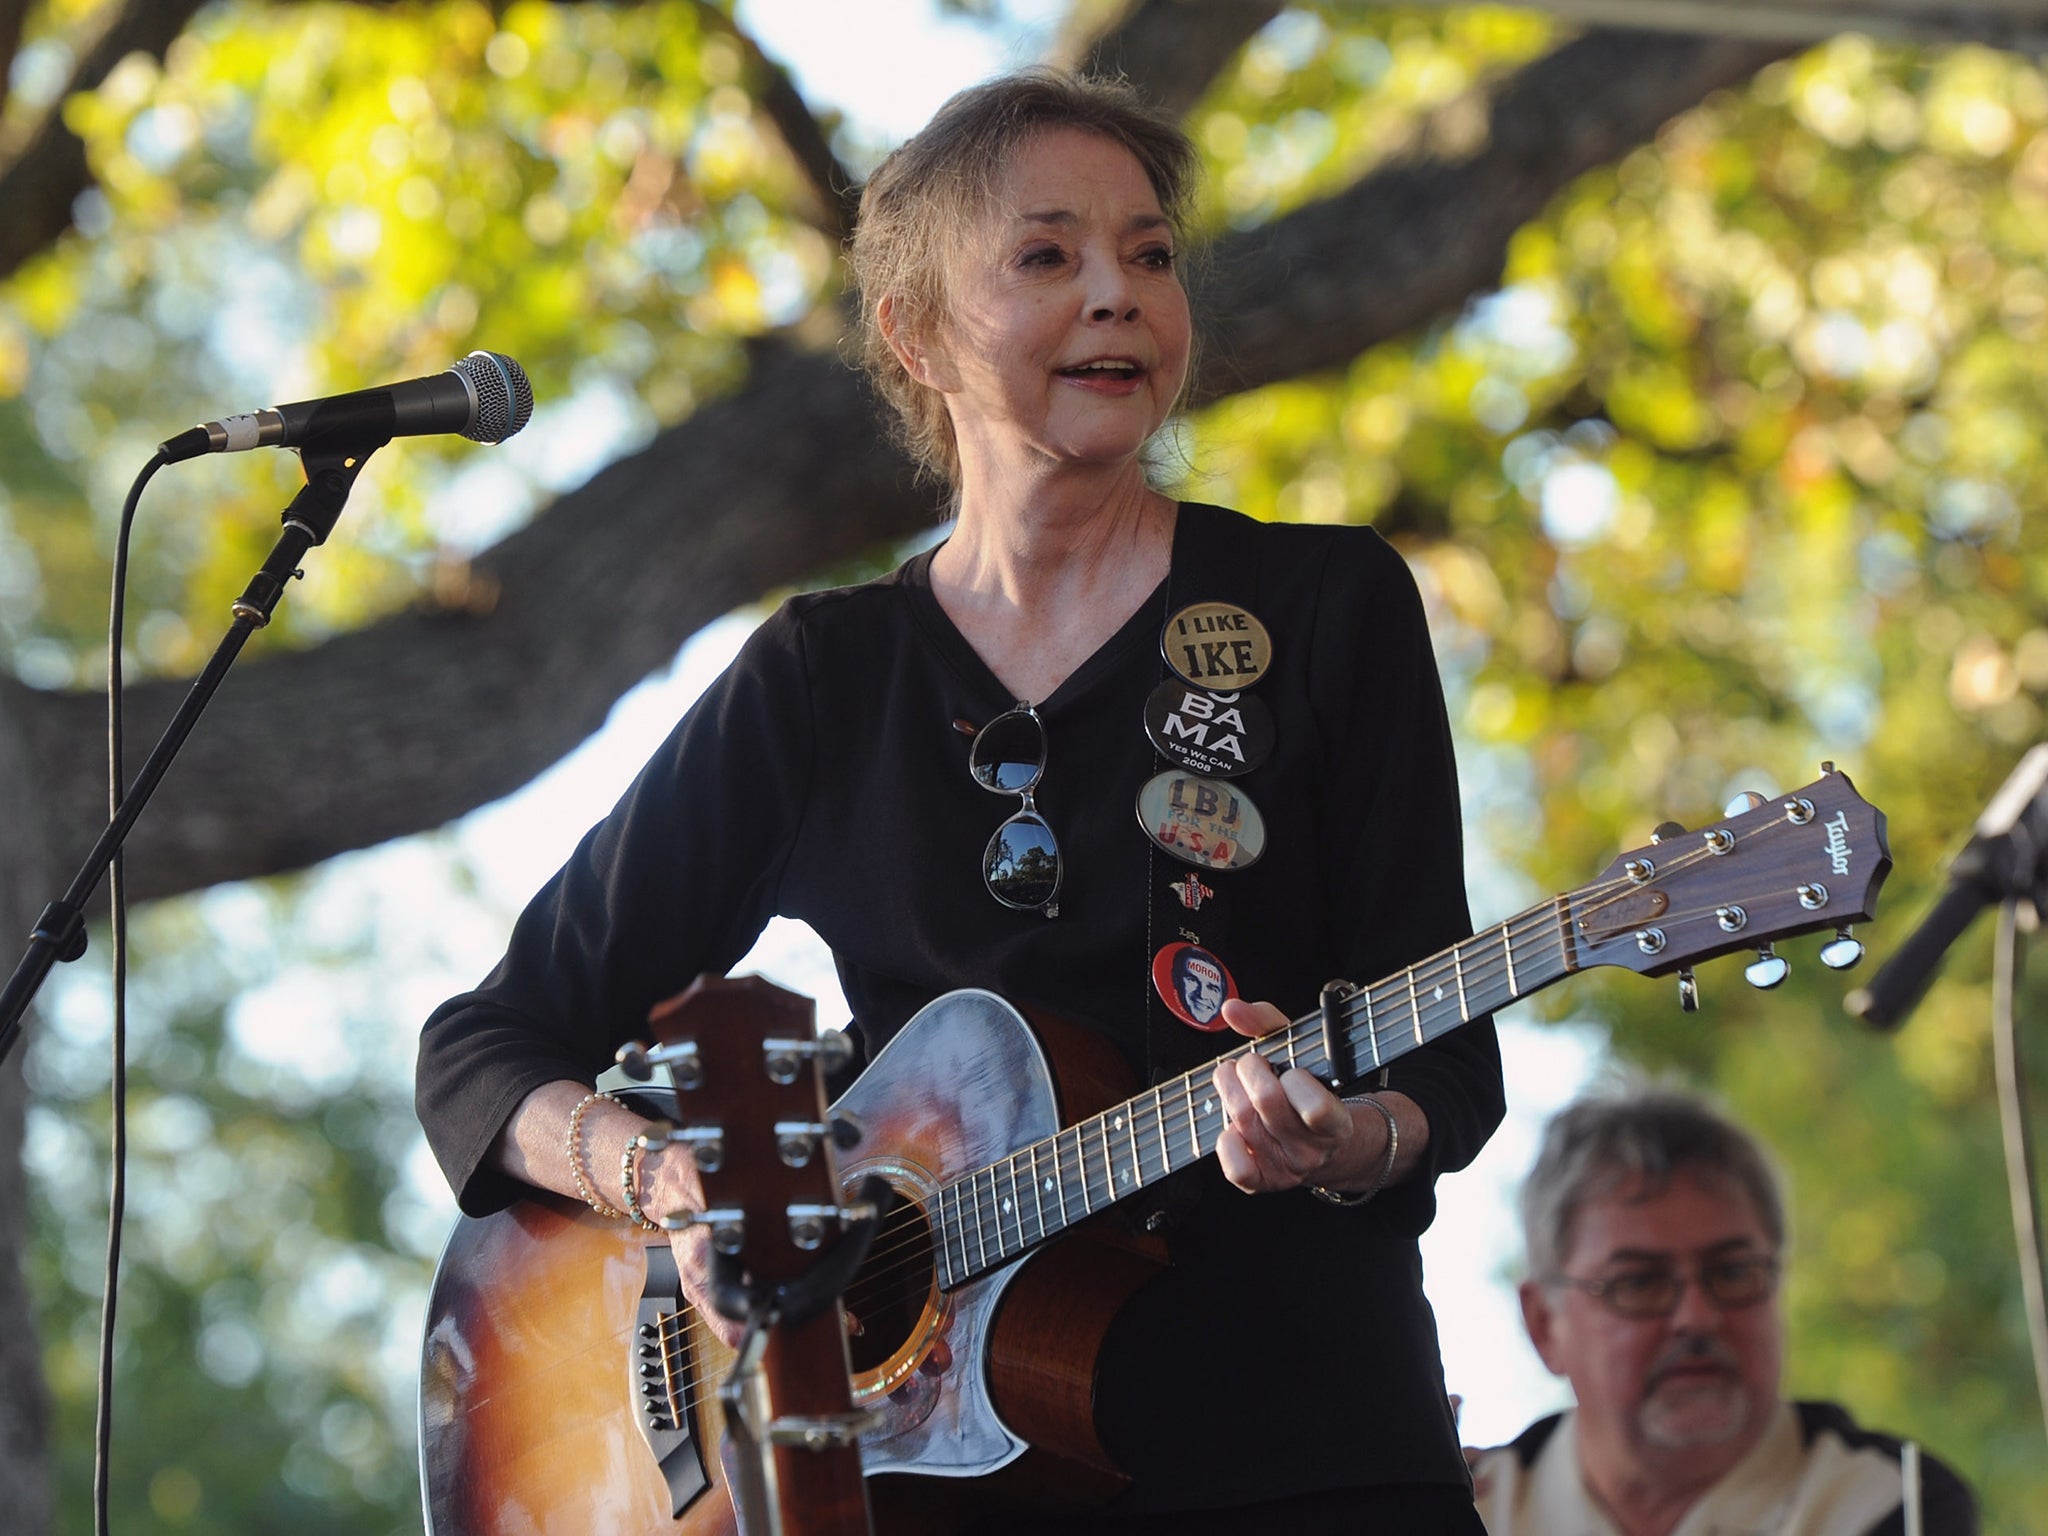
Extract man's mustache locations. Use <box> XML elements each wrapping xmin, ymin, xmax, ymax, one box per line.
<box><xmin>1646</xmin><ymin>1333</ymin><xmax>1742</xmax><ymax>1391</ymax></box>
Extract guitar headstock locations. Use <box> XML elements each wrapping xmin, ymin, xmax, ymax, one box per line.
<box><xmin>633</xmin><ymin>975</ymin><xmax>875</xmax><ymax>1536</ymax></box>
<box><xmin>638</xmin><ymin>974</ymin><xmax>856</xmax><ymax>1290</ymax></box>
<box><xmin>1566</xmin><ymin>767</ymin><xmax>1891</xmax><ymax>987</ymax></box>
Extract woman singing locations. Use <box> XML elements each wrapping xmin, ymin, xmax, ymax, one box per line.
<box><xmin>418</xmin><ymin>67</ymin><xmax>1502</xmax><ymax>1533</ymax></box>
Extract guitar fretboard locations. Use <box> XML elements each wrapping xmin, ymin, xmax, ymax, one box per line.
<box><xmin>929</xmin><ymin>897</ymin><xmax>1577</xmax><ymax>1290</ymax></box>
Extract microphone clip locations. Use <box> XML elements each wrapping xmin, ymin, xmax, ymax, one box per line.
<box><xmin>231</xmin><ymin>440</ymin><xmax>383</xmax><ymax>629</ymax></box>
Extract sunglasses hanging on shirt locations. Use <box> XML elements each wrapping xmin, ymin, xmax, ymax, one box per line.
<box><xmin>970</xmin><ymin>702</ymin><xmax>1062</xmax><ymax>917</ymax></box>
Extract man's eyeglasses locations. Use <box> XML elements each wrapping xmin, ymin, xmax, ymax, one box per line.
<box><xmin>1549</xmin><ymin>1254</ymin><xmax>1780</xmax><ymax>1320</ymax></box>
<box><xmin>969</xmin><ymin>703</ymin><xmax>1061</xmax><ymax>917</ymax></box>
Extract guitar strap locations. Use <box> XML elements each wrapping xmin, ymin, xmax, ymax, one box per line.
<box><xmin>1136</xmin><ymin>508</ymin><xmax>1401</xmax><ymax>1238</ymax></box>
<box><xmin>1131</xmin><ymin>506</ymin><xmax>1266</xmax><ymax>1232</ymax></box>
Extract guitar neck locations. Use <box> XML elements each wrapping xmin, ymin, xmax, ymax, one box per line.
<box><xmin>931</xmin><ymin>897</ymin><xmax>1576</xmax><ymax>1289</ymax></box>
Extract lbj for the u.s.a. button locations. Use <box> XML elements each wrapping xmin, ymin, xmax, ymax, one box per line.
<box><xmin>1136</xmin><ymin>770</ymin><xmax>1268</xmax><ymax>871</ymax></box>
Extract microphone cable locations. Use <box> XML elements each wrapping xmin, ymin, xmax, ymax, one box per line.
<box><xmin>91</xmin><ymin>446</ymin><xmax>167</xmax><ymax>1536</ymax></box>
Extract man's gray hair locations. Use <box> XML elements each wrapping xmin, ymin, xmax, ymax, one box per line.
<box><xmin>1520</xmin><ymin>1087</ymin><xmax>1787</xmax><ymax>1278</ymax></box>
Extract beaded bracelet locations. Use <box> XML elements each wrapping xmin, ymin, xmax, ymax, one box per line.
<box><xmin>620</xmin><ymin>1132</ymin><xmax>662</xmax><ymax>1233</ymax></box>
<box><xmin>1309</xmin><ymin>1093</ymin><xmax>1400</xmax><ymax>1208</ymax></box>
<box><xmin>566</xmin><ymin>1090</ymin><xmax>626</xmax><ymax>1219</ymax></box>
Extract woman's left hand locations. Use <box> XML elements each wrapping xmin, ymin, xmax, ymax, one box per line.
<box><xmin>1210</xmin><ymin>997</ymin><xmax>1407</xmax><ymax>1197</ymax></box>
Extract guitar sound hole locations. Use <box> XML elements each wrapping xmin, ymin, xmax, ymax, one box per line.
<box><xmin>842</xmin><ymin>1193</ymin><xmax>936</xmax><ymax>1380</ymax></box>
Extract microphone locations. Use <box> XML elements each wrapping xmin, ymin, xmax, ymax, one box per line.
<box><xmin>1847</xmin><ymin>744</ymin><xmax>2048</xmax><ymax>1030</ymax></box>
<box><xmin>159</xmin><ymin>351</ymin><xmax>534</xmax><ymax>463</ymax></box>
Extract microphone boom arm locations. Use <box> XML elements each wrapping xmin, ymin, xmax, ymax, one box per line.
<box><xmin>1849</xmin><ymin>744</ymin><xmax>2048</xmax><ymax>1030</ymax></box>
<box><xmin>0</xmin><ymin>440</ymin><xmax>384</xmax><ymax>1063</ymax></box>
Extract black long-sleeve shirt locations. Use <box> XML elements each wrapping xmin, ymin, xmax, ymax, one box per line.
<box><xmin>417</xmin><ymin>501</ymin><xmax>1505</xmax><ymax>1511</ymax></box>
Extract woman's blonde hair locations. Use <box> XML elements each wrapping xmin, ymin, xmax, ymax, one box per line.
<box><xmin>845</xmin><ymin>68</ymin><xmax>1199</xmax><ymax>490</ymax></box>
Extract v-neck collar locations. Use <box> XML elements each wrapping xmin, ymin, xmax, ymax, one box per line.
<box><xmin>901</xmin><ymin>503</ymin><xmax>1195</xmax><ymax>717</ymax></box>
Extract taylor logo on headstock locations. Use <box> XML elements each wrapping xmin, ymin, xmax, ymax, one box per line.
<box><xmin>1825</xmin><ymin>810</ymin><xmax>1853</xmax><ymax>875</ymax></box>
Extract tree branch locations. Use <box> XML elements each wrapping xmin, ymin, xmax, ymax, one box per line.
<box><xmin>18</xmin><ymin>344</ymin><xmax>934</xmax><ymax>902</ymax></box>
<box><xmin>0</xmin><ymin>0</ymin><xmax>210</xmax><ymax>283</ymax></box>
<box><xmin>1193</xmin><ymin>28</ymin><xmax>1792</xmax><ymax>397</ymax></box>
<box><xmin>690</xmin><ymin>0</ymin><xmax>859</xmax><ymax>242</ymax></box>
<box><xmin>1063</xmin><ymin>0</ymin><xmax>1285</xmax><ymax>116</ymax></box>
<box><xmin>0</xmin><ymin>0</ymin><xmax>34</xmax><ymax>121</ymax></box>
<box><xmin>1410</xmin><ymin>0</ymin><xmax>2048</xmax><ymax>51</ymax></box>
<box><xmin>12</xmin><ymin>29</ymin><xmax>1790</xmax><ymax>908</ymax></box>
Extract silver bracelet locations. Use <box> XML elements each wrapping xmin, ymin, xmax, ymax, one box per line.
<box><xmin>1309</xmin><ymin>1093</ymin><xmax>1400</xmax><ymax>1207</ymax></box>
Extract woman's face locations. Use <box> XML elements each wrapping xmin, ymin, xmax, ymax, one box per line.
<box><xmin>911</xmin><ymin>127</ymin><xmax>1192</xmax><ymax>487</ymax></box>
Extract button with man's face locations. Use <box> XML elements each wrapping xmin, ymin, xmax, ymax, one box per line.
<box><xmin>1153</xmin><ymin>941</ymin><xmax>1237</xmax><ymax>1031</ymax></box>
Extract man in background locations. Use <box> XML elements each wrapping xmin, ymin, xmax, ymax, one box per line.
<box><xmin>1470</xmin><ymin>1088</ymin><xmax>1976</xmax><ymax>1536</ymax></box>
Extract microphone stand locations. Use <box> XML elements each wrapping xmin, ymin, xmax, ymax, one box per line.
<box><xmin>0</xmin><ymin>439</ymin><xmax>385</xmax><ymax>1064</ymax></box>
<box><xmin>1847</xmin><ymin>743</ymin><xmax>2048</xmax><ymax>1450</ymax></box>
<box><xmin>1991</xmin><ymin>901</ymin><xmax>2048</xmax><ymax>1448</ymax></box>
<box><xmin>1849</xmin><ymin>744</ymin><xmax>2048</xmax><ymax>1030</ymax></box>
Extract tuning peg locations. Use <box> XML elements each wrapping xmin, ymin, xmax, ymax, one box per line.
<box><xmin>1650</xmin><ymin>821</ymin><xmax>1686</xmax><ymax>844</ymax></box>
<box><xmin>776</xmin><ymin>1128</ymin><xmax>821</xmax><ymax>1168</ymax></box>
<box><xmin>1819</xmin><ymin>927</ymin><xmax>1865</xmax><ymax>970</ymax></box>
<box><xmin>1677</xmin><ymin>968</ymin><xmax>1699</xmax><ymax>1012</ymax></box>
<box><xmin>761</xmin><ymin>1029</ymin><xmax>856</xmax><ymax>1084</ymax></box>
<box><xmin>830</xmin><ymin>1112</ymin><xmax>865</xmax><ymax>1150</ymax></box>
<box><xmin>1723</xmin><ymin>789</ymin><xmax>1768</xmax><ymax>817</ymax></box>
<box><xmin>663</xmin><ymin>1206</ymin><xmax>746</xmax><ymax>1254</ymax></box>
<box><xmin>1744</xmin><ymin>945</ymin><xmax>1790</xmax><ymax>990</ymax></box>
<box><xmin>667</xmin><ymin>1123</ymin><xmax>723</xmax><ymax>1171</ymax></box>
<box><xmin>615</xmin><ymin>1037</ymin><xmax>704</xmax><ymax>1089</ymax></box>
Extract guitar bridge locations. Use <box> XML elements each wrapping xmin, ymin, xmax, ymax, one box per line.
<box><xmin>630</xmin><ymin>1242</ymin><xmax>711</xmax><ymax>1517</ymax></box>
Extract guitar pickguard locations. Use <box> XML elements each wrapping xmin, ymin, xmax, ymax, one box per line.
<box><xmin>833</xmin><ymin>990</ymin><xmax>1060</xmax><ymax>1480</ymax></box>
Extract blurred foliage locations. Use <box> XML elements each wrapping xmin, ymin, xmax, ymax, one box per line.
<box><xmin>4</xmin><ymin>2</ymin><xmax>2047</xmax><ymax>1533</ymax></box>
<box><xmin>0</xmin><ymin>0</ymin><xmax>840</xmax><ymax>685</ymax></box>
<box><xmin>25</xmin><ymin>853</ymin><xmax>498</xmax><ymax>1535</ymax></box>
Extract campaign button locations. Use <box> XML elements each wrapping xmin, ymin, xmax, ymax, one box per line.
<box><xmin>1142</xmin><ymin>680</ymin><xmax>1274</xmax><ymax>778</ymax></box>
<box><xmin>1135</xmin><ymin>770</ymin><xmax>1268</xmax><ymax>871</ymax></box>
<box><xmin>1152</xmin><ymin>941</ymin><xmax>1237</xmax><ymax>1031</ymax></box>
<box><xmin>1162</xmin><ymin>602</ymin><xmax>1273</xmax><ymax>690</ymax></box>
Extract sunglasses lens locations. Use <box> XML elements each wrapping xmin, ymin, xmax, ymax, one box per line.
<box><xmin>983</xmin><ymin>814</ymin><xmax>1061</xmax><ymax>910</ymax></box>
<box><xmin>970</xmin><ymin>710</ymin><xmax>1046</xmax><ymax>793</ymax></box>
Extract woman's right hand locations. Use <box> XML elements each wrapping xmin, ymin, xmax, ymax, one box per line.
<box><xmin>488</xmin><ymin>1081</ymin><xmax>752</xmax><ymax>1348</ymax></box>
<box><xmin>637</xmin><ymin>1140</ymin><xmax>748</xmax><ymax>1349</ymax></box>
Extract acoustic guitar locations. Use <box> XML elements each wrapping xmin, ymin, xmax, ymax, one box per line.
<box><xmin>419</xmin><ymin>769</ymin><xmax>1889</xmax><ymax>1534</ymax></box>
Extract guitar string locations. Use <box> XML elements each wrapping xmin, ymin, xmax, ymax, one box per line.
<box><xmin>649</xmin><ymin>905</ymin><xmax>1588</xmax><ymax>1324</ymax></box>
<box><xmin>646</xmin><ymin>886</ymin><xmax>1639</xmax><ymax>1392</ymax></box>
<box><xmin>644</xmin><ymin>919</ymin><xmax>1841</xmax><ymax>1415</ymax></box>
<box><xmin>846</xmin><ymin>803</ymin><xmax>1827</xmax><ymax>1291</ymax></box>
<box><xmin>689</xmin><ymin>821</ymin><xmax>1806</xmax><ymax>1312</ymax></box>
<box><xmin>646</xmin><ymin>804</ymin><xmax>1837</xmax><ymax>1355</ymax></box>
<box><xmin>722</xmin><ymin>865</ymin><xmax>1806</xmax><ymax>1309</ymax></box>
